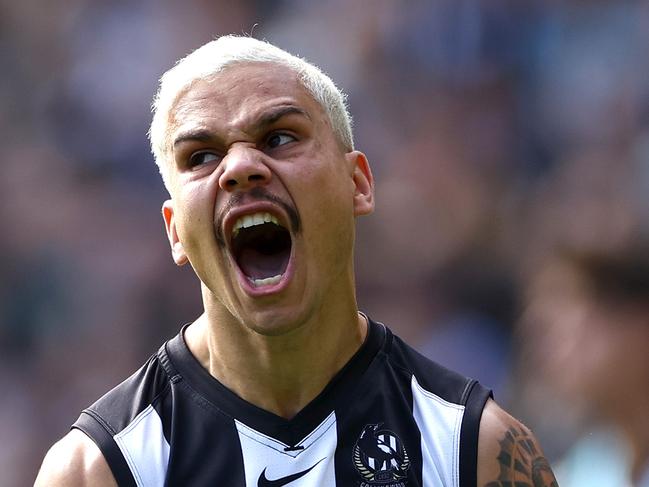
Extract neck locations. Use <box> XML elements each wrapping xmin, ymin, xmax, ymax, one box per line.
<box><xmin>184</xmin><ymin>296</ymin><xmax>368</xmax><ymax>419</ymax></box>
<box><xmin>620</xmin><ymin>406</ymin><xmax>649</xmax><ymax>484</ymax></box>
<box><xmin>603</xmin><ymin>392</ymin><xmax>649</xmax><ymax>484</ymax></box>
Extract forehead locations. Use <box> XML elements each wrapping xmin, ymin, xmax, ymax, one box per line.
<box><xmin>169</xmin><ymin>63</ymin><xmax>324</xmax><ymax>136</ymax></box>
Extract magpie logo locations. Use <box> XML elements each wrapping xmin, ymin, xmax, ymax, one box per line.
<box><xmin>353</xmin><ymin>424</ymin><xmax>410</xmax><ymax>486</ymax></box>
<box><xmin>257</xmin><ymin>458</ymin><xmax>325</xmax><ymax>487</ymax></box>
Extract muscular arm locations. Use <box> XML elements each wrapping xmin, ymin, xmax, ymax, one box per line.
<box><xmin>477</xmin><ymin>399</ymin><xmax>558</xmax><ymax>487</ymax></box>
<box><xmin>34</xmin><ymin>429</ymin><xmax>117</xmax><ymax>487</ymax></box>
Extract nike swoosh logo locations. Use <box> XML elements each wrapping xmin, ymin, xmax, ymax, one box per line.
<box><xmin>257</xmin><ymin>458</ymin><xmax>325</xmax><ymax>487</ymax></box>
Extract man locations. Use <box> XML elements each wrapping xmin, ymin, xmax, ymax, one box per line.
<box><xmin>519</xmin><ymin>245</ymin><xmax>649</xmax><ymax>486</ymax></box>
<box><xmin>35</xmin><ymin>36</ymin><xmax>557</xmax><ymax>486</ymax></box>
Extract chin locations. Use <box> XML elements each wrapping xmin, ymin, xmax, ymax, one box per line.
<box><xmin>242</xmin><ymin>306</ymin><xmax>312</xmax><ymax>338</ymax></box>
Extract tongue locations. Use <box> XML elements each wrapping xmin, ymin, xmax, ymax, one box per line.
<box><xmin>238</xmin><ymin>247</ymin><xmax>289</xmax><ymax>280</ymax></box>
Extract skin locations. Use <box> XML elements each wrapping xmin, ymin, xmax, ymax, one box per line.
<box><xmin>34</xmin><ymin>430</ymin><xmax>117</xmax><ymax>487</ymax></box>
<box><xmin>35</xmin><ymin>62</ymin><xmax>557</xmax><ymax>486</ymax></box>
<box><xmin>478</xmin><ymin>400</ymin><xmax>558</xmax><ymax>487</ymax></box>
<box><xmin>524</xmin><ymin>260</ymin><xmax>649</xmax><ymax>484</ymax></box>
<box><xmin>163</xmin><ymin>63</ymin><xmax>374</xmax><ymax>418</ymax></box>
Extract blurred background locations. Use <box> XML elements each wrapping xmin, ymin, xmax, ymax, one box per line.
<box><xmin>2</xmin><ymin>0</ymin><xmax>649</xmax><ymax>485</ymax></box>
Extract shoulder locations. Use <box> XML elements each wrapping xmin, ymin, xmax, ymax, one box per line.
<box><xmin>477</xmin><ymin>399</ymin><xmax>558</xmax><ymax>487</ymax></box>
<box><xmin>34</xmin><ymin>429</ymin><xmax>117</xmax><ymax>487</ymax></box>
<box><xmin>382</xmin><ymin>325</ymin><xmax>476</xmax><ymax>404</ymax></box>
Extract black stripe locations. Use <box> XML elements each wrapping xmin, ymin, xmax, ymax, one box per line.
<box><xmin>334</xmin><ymin>342</ymin><xmax>424</xmax><ymax>486</ymax></box>
<box><xmin>458</xmin><ymin>381</ymin><xmax>492</xmax><ymax>487</ymax></box>
<box><xmin>157</xmin><ymin>340</ymin><xmax>181</xmax><ymax>382</ymax></box>
<box><xmin>155</xmin><ymin>344</ymin><xmax>179</xmax><ymax>444</ymax></box>
<box><xmin>72</xmin><ymin>412</ymin><xmax>137</xmax><ymax>487</ymax></box>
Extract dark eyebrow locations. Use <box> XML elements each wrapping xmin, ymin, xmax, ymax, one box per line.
<box><xmin>173</xmin><ymin>129</ymin><xmax>214</xmax><ymax>148</ymax></box>
<box><xmin>172</xmin><ymin>105</ymin><xmax>309</xmax><ymax>148</ymax></box>
<box><xmin>255</xmin><ymin>105</ymin><xmax>310</xmax><ymax>129</ymax></box>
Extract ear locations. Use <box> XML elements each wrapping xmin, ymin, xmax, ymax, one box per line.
<box><xmin>347</xmin><ymin>151</ymin><xmax>374</xmax><ymax>216</ymax></box>
<box><xmin>162</xmin><ymin>200</ymin><xmax>189</xmax><ymax>266</ymax></box>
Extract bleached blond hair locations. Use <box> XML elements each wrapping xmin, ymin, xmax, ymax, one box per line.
<box><xmin>149</xmin><ymin>35</ymin><xmax>354</xmax><ymax>189</ymax></box>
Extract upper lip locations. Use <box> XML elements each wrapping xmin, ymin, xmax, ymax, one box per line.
<box><xmin>222</xmin><ymin>201</ymin><xmax>291</xmax><ymax>248</ymax></box>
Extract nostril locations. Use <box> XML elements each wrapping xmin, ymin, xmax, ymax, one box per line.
<box><xmin>249</xmin><ymin>174</ymin><xmax>265</xmax><ymax>182</ymax></box>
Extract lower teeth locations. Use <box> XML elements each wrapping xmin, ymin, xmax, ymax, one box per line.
<box><xmin>249</xmin><ymin>274</ymin><xmax>283</xmax><ymax>287</ymax></box>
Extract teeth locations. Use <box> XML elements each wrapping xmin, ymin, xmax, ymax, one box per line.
<box><xmin>249</xmin><ymin>274</ymin><xmax>282</xmax><ymax>287</ymax></box>
<box><xmin>232</xmin><ymin>212</ymin><xmax>282</xmax><ymax>237</ymax></box>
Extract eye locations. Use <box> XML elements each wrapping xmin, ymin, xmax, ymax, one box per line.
<box><xmin>266</xmin><ymin>132</ymin><xmax>296</xmax><ymax>149</ymax></box>
<box><xmin>188</xmin><ymin>151</ymin><xmax>220</xmax><ymax>168</ymax></box>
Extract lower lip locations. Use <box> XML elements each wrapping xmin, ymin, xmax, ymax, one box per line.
<box><xmin>233</xmin><ymin>248</ymin><xmax>295</xmax><ymax>298</ymax></box>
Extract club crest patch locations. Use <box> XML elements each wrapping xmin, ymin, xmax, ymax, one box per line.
<box><xmin>353</xmin><ymin>423</ymin><xmax>410</xmax><ymax>486</ymax></box>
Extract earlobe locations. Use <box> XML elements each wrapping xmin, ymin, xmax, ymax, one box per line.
<box><xmin>348</xmin><ymin>151</ymin><xmax>375</xmax><ymax>216</ymax></box>
<box><xmin>162</xmin><ymin>200</ymin><xmax>189</xmax><ymax>266</ymax></box>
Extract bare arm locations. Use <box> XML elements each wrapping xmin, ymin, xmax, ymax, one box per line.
<box><xmin>477</xmin><ymin>399</ymin><xmax>559</xmax><ymax>487</ymax></box>
<box><xmin>34</xmin><ymin>429</ymin><xmax>117</xmax><ymax>487</ymax></box>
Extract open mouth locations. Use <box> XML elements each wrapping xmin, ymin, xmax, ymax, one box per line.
<box><xmin>230</xmin><ymin>212</ymin><xmax>292</xmax><ymax>288</ymax></box>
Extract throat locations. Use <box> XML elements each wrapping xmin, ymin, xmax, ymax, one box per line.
<box><xmin>211</xmin><ymin>350</ymin><xmax>325</xmax><ymax>420</ymax></box>
<box><xmin>238</xmin><ymin>246</ymin><xmax>290</xmax><ymax>281</ymax></box>
<box><xmin>203</xmin><ymin>313</ymin><xmax>368</xmax><ymax>420</ymax></box>
<box><xmin>231</xmin><ymin>222</ymin><xmax>292</xmax><ymax>285</ymax></box>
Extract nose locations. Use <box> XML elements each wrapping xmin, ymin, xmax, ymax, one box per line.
<box><xmin>218</xmin><ymin>145</ymin><xmax>272</xmax><ymax>192</ymax></box>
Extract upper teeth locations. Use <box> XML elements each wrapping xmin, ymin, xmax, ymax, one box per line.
<box><xmin>232</xmin><ymin>212</ymin><xmax>280</xmax><ymax>237</ymax></box>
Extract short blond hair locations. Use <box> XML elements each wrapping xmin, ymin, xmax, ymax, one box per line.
<box><xmin>149</xmin><ymin>35</ymin><xmax>354</xmax><ymax>188</ymax></box>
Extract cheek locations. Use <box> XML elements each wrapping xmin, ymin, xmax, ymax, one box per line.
<box><xmin>299</xmin><ymin>166</ymin><xmax>354</xmax><ymax>225</ymax></box>
<box><xmin>291</xmin><ymin>166</ymin><xmax>355</xmax><ymax>259</ymax></box>
<box><xmin>562</xmin><ymin>320</ymin><xmax>622</xmax><ymax>399</ymax></box>
<box><xmin>175</xmin><ymin>181</ymin><xmax>219</xmax><ymax>251</ymax></box>
<box><xmin>601</xmin><ymin>327</ymin><xmax>648</xmax><ymax>375</ymax></box>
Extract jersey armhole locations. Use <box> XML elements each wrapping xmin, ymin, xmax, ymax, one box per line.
<box><xmin>458</xmin><ymin>381</ymin><xmax>492</xmax><ymax>487</ymax></box>
<box><xmin>72</xmin><ymin>410</ymin><xmax>138</xmax><ymax>487</ymax></box>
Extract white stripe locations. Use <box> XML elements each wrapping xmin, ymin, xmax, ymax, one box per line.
<box><xmin>114</xmin><ymin>405</ymin><xmax>170</xmax><ymax>487</ymax></box>
<box><xmin>411</xmin><ymin>375</ymin><xmax>465</xmax><ymax>487</ymax></box>
<box><xmin>235</xmin><ymin>412</ymin><xmax>337</xmax><ymax>487</ymax></box>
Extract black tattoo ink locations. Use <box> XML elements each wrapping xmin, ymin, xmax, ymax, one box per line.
<box><xmin>485</xmin><ymin>426</ymin><xmax>559</xmax><ymax>487</ymax></box>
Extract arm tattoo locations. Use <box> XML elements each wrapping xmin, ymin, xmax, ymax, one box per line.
<box><xmin>485</xmin><ymin>425</ymin><xmax>559</xmax><ymax>487</ymax></box>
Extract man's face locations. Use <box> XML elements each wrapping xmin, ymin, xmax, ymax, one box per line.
<box><xmin>522</xmin><ymin>263</ymin><xmax>649</xmax><ymax>416</ymax></box>
<box><xmin>161</xmin><ymin>63</ymin><xmax>373</xmax><ymax>335</ymax></box>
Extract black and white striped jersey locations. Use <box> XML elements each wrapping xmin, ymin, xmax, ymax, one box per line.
<box><xmin>72</xmin><ymin>317</ymin><xmax>491</xmax><ymax>487</ymax></box>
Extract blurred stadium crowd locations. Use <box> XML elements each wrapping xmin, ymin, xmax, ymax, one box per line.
<box><xmin>2</xmin><ymin>0</ymin><xmax>649</xmax><ymax>485</ymax></box>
